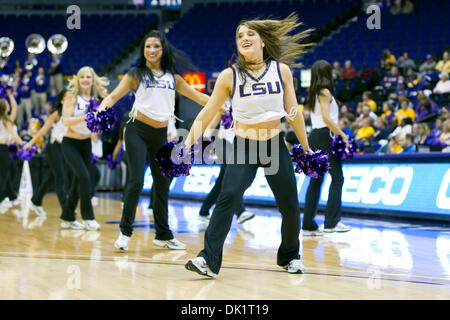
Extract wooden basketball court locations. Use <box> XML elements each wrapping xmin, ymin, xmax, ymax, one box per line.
<box><xmin>0</xmin><ymin>193</ymin><xmax>449</xmax><ymax>300</ymax></box>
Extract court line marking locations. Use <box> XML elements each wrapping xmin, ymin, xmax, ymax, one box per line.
<box><xmin>0</xmin><ymin>251</ymin><xmax>449</xmax><ymax>287</ymax></box>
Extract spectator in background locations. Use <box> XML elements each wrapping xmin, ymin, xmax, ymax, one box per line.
<box><xmin>424</xmin><ymin>116</ymin><xmax>444</xmax><ymax>146</ymax></box>
<box><xmin>389</xmin><ymin>0</ymin><xmax>402</xmax><ymax>15</ymax></box>
<box><xmin>412</xmin><ymin>122</ymin><xmax>430</xmax><ymax>145</ymax></box>
<box><xmin>23</xmin><ymin>52</ymin><xmax>39</xmax><ymax>76</ymax></box>
<box><xmin>407</xmin><ymin>73</ymin><xmax>426</xmax><ymax>100</ymax></box>
<box><xmin>440</xmin><ymin>119</ymin><xmax>450</xmax><ymax>152</ymax></box>
<box><xmin>398</xmin><ymin>53</ymin><xmax>416</xmax><ymax>75</ymax></box>
<box><xmin>341</xmin><ymin>60</ymin><xmax>356</xmax><ymax>80</ymax></box>
<box><xmin>356</xmin><ymin>117</ymin><xmax>375</xmax><ymax>143</ymax></box>
<box><xmin>399</xmin><ymin>133</ymin><xmax>416</xmax><ymax>152</ymax></box>
<box><xmin>332</xmin><ymin>61</ymin><xmax>341</xmax><ymax>82</ymax></box>
<box><xmin>31</xmin><ymin>67</ymin><xmax>49</xmax><ymax>116</ymax></box>
<box><xmin>415</xmin><ymin>97</ymin><xmax>432</xmax><ymax>123</ymax></box>
<box><xmin>48</xmin><ymin>54</ymin><xmax>64</xmax><ymax>97</ymax></box>
<box><xmin>433</xmin><ymin>72</ymin><xmax>450</xmax><ymax>94</ymax></box>
<box><xmin>372</xmin><ymin>117</ymin><xmax>391</xmax><ymax>143</ymax></box>
<box><xmin>436</xmin><ymin>51</ymin><xmax>450</xmax><ymax>74</ymax></box>
<box><xmin>381</xmin><ymin>102</ymin><xmax>395</xmax><ymax>126</ymax></box>
<box><xmin>395</xmin><ymin>99</ymin><xmax>415</xmax><ymax>125</ymax></box>
<box><xmin>419</xmin><ymin>54</ymin><xmax>436</xmax><ymax>74</ymax></box>
<box><xmin>402</xmin><ymin>0</ymin><xmax>414</xmax><ymax>14</ymax></box>
<box><xmin>389</xmin><ymin>117</ymin><xmax>413</xmax><ymax>140</ymax></box>
<box><xmin>381</xmin><ymin>49</ymin><xmax>396</xmax><ymax>71</ymax></box>
<box><xmin>339</xmin><ymin>118</ymin><xmax>354</xmax><ymax>139</ymax></box>
<box><xmin>382</xmin><ymin>66</ymin><xmax>402</xmax><ymax>93</ymax></box>
<box><xmin>16</xmin><ymin>72</ymin><xmax>33</xmax><ymax>129</ymax></box>
<box><xmin>355</xmin><ymin>105</ymin><xmax>378</xmax><ymax>131</ymax></box>
<box><xmin>360</xmin><ymin>91</ymin><xmax>377</xmax><ymax>112</ymax></box>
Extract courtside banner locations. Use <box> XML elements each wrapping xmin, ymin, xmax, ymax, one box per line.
<box><xmin>143</xmin><ymin>162</ymin><xmax>450</xmax><ymax>217</ymax></box>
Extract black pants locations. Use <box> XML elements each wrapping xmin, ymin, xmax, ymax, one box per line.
<box><xmin>303</xmin><ymin>127</ymin><xmax>344</xmax><ymax>230</ymax></box>
<box><xmin>31</xmin><ymin>142</ymin><xmax>67</xmax><ymax>209</ymax></box>
<box><xmin>120</xmin><ymin>120</ymin><xmax>173</xmax><ymax>239</ymax></box>
<box><xmin>199</xmin><ymin>138</ymin><xmax>245</xmax><ymax>217</ymax></box>
<box><xmin>198</xmin><ymin>134</ymin><xmax>301</xmax><ymax>274</ymax></box>
<box><xmin>61</xmin><ymin>137</ymin><xmax>94</xmax><ymax>221</ymax></box>
<box><xmin>3</xmin><ymin>158</ymin><xmax>22</xmax><ymax>202</ymax></box>
<box><xmin>89</xmin><ymin>162</ymin><xmax>100</xmax><ymax>198</ymax></box>
<box><xmin>0</xmin><ymin>145</ymin><xmax>12</xmax><ymax>202</ymax></box>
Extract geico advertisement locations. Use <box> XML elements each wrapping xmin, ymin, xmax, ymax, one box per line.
<box><xmin>143</xmin><ymin>163</ymin><xmax>450</xmax><ymax>215</ymax></box>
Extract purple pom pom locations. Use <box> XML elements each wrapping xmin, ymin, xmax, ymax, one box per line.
<box><xmin>290</xmin><ymin>144</ymin><xmax>330</xmax><ymax>178</ymax></box>
<box><xmin>105</xmin><ymin>154</ymin><xmax>119</xmax><ymax>170</ymax></box>
<box><xmin>87</xmin><ymin>99</ymin><xmax>101</xmax><ymax>113</ymax></box>
<box><xmin>221</xmin><ymin>107</ymin><xmax>233</xmax><ymax>129</ymax></box>
<box><xmin>155</xmin><ymin>141</ymin><xmax>193</xmax><ymax>177</ymax></box>
<box><xmin>84</xmin><ymin>102</ymin><xmax>117</xmax><ymax>133</ymax></box>
<box><xmin>91</xmin><ymin>154</ymin><xmax>98</xmax><ymax>164</ymax></box>
<box><xmin>18</xmin><ymin>143</ymin><xmax>38</xmax><ymax>161</ymax></box>
<box><xmin>97</xmin><ymin>108</ymin><xmax>117</xmax><ymax>132</ymax></box>
<box><xmin>330</xmin><ymin>135</ymin><xmax>357</xmax><ymax>159</ymax></box>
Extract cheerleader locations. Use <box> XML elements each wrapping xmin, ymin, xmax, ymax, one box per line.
<box><xmin>0</xmin><ymin>89</ymin><xmax>24</xmax><ymax>211</ymax></box>
<box><xmin>303</xmin><ymin>60</ymin><xmax>351</xmax><ymax>235</ymax></box>
<box><xmin>183</xmin><ymin>14</ymin><xmax>313</xmax><ymax>277</ymax></box>
<box><xmin>98</xmin><ymin>30</ymin><xmax>211</xmax><ymax>251</ymax></box>
<box><xmin>25</xmin><ymin>89</ymin><xmax>68</xmax><ymax>216</ymax></box>
<box><xmin>60</xmin><ymin>66</ymin><xmax>109</xmax><ymax>230</ymax></box>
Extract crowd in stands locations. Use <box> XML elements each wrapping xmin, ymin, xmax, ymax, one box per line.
<box><xmin>311</xmin><ymin>48</ymin><xmax>450</xmax><ymax>154</ymax></box>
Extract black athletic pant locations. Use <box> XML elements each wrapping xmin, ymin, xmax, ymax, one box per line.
<box><xmin>3</xmin><ymin>158</ymin><xmax>22</xmax><ymax>202</ymax></box>
<box><xmin>303</xmin><ymin>127</ymin><xmax>344</xmax><ymax>230</ymax></box>
<box><xmin>0</xmin><ymin>145</ymin><xmax>12</xmax><ymax>202</ymax></box>
<box><xmin>120</xmin><ymin>119</ymin><xmax>173</xmax><ymax>239</ymax></box>
<box><xmin>199</xmin><ymin>139</ymin><xmax>245</xmax><ymax>217</ymax></box>
<box><xmin>60</xmin><ymin>137</ymin><xmax>94</xmax><ymax>221</ymax></box>
<box><xmin>89</xmin><ymin>162</ymin><xmax>100</xmax><ymax>198</ymax></box>
<box><xmin>198</xmin><ymin>134</ymin><xmax>301</xmax><ymax>274</ymax></box>
<box><xmin>31</xmin><ymin>142</ymin><xmax>67</xmax><ymax>209</ymax></box>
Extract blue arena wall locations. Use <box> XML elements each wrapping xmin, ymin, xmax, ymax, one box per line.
<box><xmin>143</xmin><ymin>153</ymin><xmax>450</xmax><ymax>222</ymax></box>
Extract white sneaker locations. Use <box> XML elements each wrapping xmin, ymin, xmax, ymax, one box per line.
<box><xmin>30</xmin><ymin>203</ymin><xmax>47</xmax><ymax>217</ymax></box>
<box><xmin>185</xmin><ymin>257</ymin><xmax>217</xmax><ymax>278</ymax></box>
<box><xmin>83</xmin><ymin>220</ymin><xmax>101</xmax><ymax>231</ymax></box>
<box><xmin>114</xmin><ymin>232</ymin><xmax>130</xmax><ymax>251</ymax></box>
<box><xmin>11</xmin><ymin>198</ymin><xmax>21</xmax><ymax>206</ymax></box>
<box><xmin>302</xmin><ymin>227</ymin><xmax>324</xmax><ymax>236</ymax></box>
<box><xmin>153</xmin><ymin>238</ymin><xmax>186</xmax><ymax>250</ymax></box>
<box><xmin>283</xmin><ymin>259</ymin><xmax>306</xmax><ymax>274</ymax></box>
<box><xmin>60</xmin><ymin>220</ymin><xmax>85</xmax><ymax>230</ymax></box>
<box><xmin>237</xmin><ymin>211</ymin><xmax>255</xmax><ymax>224</ymax></box>
<box><xmin>1</xmin><ymin>198</ymin><xmax>12</xmax><ymax>209</ymax></box>
<box><xmin>324</xmin><ymin>222</ymin><xmax>351</xmax><ymax>233</ymax></box>
<box><xmin>91</xmin><ymin>197</ymin><xmax>99</xmax><ymax>207</ymax></box>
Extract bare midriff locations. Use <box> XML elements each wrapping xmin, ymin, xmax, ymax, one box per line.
<box><xmin>235</xmin><ymin>119</ymin><xmax>282</xmax><ymax>141</ymax></box>
<box><xmin>135</xmin><ymin>111</ymin><xmax>168</xmax><ymax>128</ymax></box>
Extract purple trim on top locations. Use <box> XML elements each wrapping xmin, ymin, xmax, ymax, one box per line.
<box><xmin>244</xmin><ymin>60</ymin><xmax>271</xmax><ymax>82</ymax></box>
<box><xmin>172</xmin><ymin>73</ymin><xmax>177</xmax><ymax>91</ymax></box>
<box><xmin>276</xmin><ymin>61</ymin><xmax>285</xmax><ymax>89</ymax></box>
<box><xmin>230</xmin><ymin>66</ymin><xmax>237</xmax><ymax>99</ymax></box>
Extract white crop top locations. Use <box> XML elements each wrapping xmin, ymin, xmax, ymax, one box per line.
<box><xmin>0</xmin><ymin>120</ymin><xmax>9</xmax><ymax>144</ymax></box>
<box><xmin>50</xmin><ymin>116</ymin><xmax>67</xmax><ymax>143</ymax></box>
<box><xmin>310</xmin><ymin>94</ymin><xmax>339</xmax><ymax>129</ymax></box>
<box><xmin>129</xmin><ymin>72</ymin><xmax>177</xmax><ymax>122</ymax></box>
<box><xmin>230</xmin><ymin>60</ymin><xmax>289</xmax><ymax>125</ymax></box>
<box><xmin>70</xmin><ymin>95</ymin><xmax>92</xmax><ymax>135</ymax></box>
